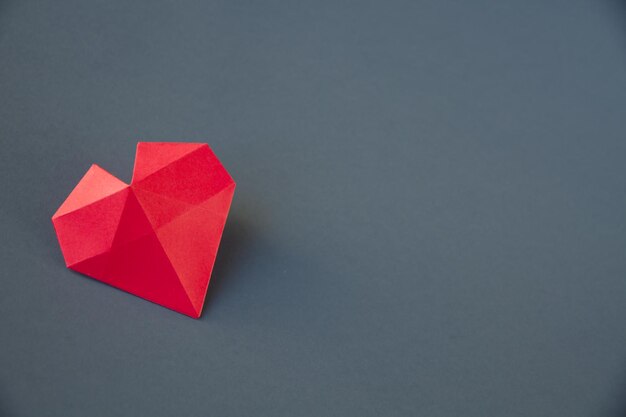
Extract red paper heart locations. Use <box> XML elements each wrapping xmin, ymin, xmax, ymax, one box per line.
<box><xmin>51</xmin><ymin>142</ymin><xmax>235</xmax><ymax>318</ymax></box>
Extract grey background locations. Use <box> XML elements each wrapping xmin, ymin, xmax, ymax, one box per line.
<box><xmin>1</xmin><ymin>0</ymin><xmax>626</xmax><ymax>416</ymax></box>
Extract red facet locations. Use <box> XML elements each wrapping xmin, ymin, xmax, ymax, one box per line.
<box><xmin>52</xmin><ymin>142</ymin><xmax>236</xmax><ymax>318</ymax></box>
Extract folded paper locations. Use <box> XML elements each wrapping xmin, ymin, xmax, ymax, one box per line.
<box><xmin>52</xmin><ymin>142</ymin><xmax>235</xmax><ymax>318</ymax></box>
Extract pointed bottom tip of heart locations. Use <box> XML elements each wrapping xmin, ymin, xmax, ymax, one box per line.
<box><xmin>64</xmin><ymin>264</ymin><xmax>205</xmax><ymax>319</ymax></box>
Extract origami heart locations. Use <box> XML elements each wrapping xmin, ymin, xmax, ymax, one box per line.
<box><xmin>52</xmin><ymin>142</ymin><xmax>235</xmax><ymax>318</ymax></box>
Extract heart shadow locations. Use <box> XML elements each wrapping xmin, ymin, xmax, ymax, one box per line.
<box><xmin>200</xmin><ymin>208</ymin><xmax>260</xmax><ymax>317</ymax></box>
